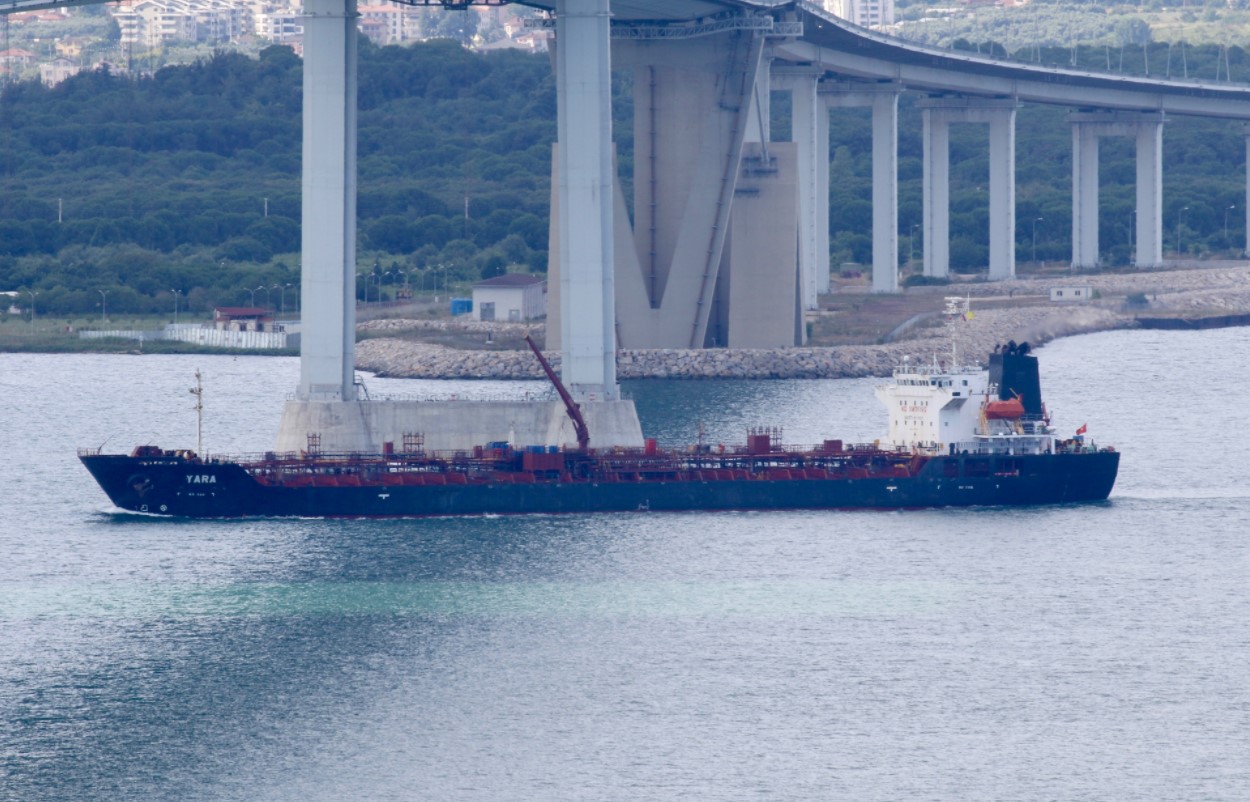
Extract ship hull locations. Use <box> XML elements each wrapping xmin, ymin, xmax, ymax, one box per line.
<box><xmin>81</xmin><ymin>451</ymin><xmax>1121</xmax><ymax>519</ymax></box>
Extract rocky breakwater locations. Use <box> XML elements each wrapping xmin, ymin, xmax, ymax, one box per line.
<box><xmin>356</xmin><ymin>304</ymin><xmax>1132</xmax><ymax>381</ymax></box>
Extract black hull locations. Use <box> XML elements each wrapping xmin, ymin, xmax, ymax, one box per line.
<box><xmin>81</xmin><ymin>451</ymin><xmax>1121</xmax><ymax>519</ymax></box>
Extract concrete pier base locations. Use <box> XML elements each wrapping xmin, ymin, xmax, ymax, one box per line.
<box><xmin>275</xmin><ymin>399</ymin><xmax>644</xmax><ymax>454</ymax></box>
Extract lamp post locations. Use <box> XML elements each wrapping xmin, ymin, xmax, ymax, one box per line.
<box><xmin>1226</xmin><ymin>204</ymin><xmax>1236</xmax><ymax>249</ymax></box>
<box><xmin>1032</xmin><ymin>217</ymin><xmax>1044</xmax><ymax>265</ymax></box>
<box><xmin>247</xmin><ymin>287</ymin><xmax>258</xmax><ymax>307</ymax></box>
<box><xmin>909</xmin><ymin>223</ymin><xmax>919</xmax><ymax>266</ymax></box>
<box><xmin>26</xmin><ymin>290</ymin><xmax>38</xmax><ymax>330</ymax></box>
<box><xmin>98</xmin><ymin>289</ymin><xmax>109</xmax><ymax>323</ymax></box>
<box><xmin>287</xmin><ymin>283</ymin><xmax>296</xmax><ymax>314</ymax></box>
<box><xmin>171</xmin><ymin>289</ymin><xmax>181</xmax><ymax>326</ymax></box>
<box><xmin>1177</xmin><ymin>205</ymin><xmax>1189</xmax><ymax>259</ymax></box>
<box><xmin>256</xmin><ymin>285</ymin><xmax>269</xmax><ymax>308</ymax></box>
<box><xmin>272</xmin><ymin>284</ymin><xmax>284</xmax><ymax>314</ymax></box>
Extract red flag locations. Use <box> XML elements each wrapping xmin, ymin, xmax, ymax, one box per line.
<box><xmin>1076</xmin><ymin>424</ymin><xmax>1088</xmax><ymax>436</ymax></box>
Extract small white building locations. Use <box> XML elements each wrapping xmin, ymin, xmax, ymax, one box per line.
<box><xmin>40</xmin><ymin>58</ymin><xmax>82</xmax><ymax>86</ymax></box>
<box><xmin>1050</xmin><ymin>286</ymin><xmax>1094</xmax><ymax>303</ymax></box>
<box><xmin>471</xmin><ymin>274</ymin><xmax>546</xmax><ymax>322</ymax></box>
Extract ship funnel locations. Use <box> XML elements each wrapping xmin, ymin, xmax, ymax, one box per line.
<box><xmin>988</xmin><ymin>341</ymin><xmax>1043</xmax><ymax>416</ymax></box>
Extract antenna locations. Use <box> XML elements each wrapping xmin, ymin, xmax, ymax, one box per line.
<box><xmin>189</xmin><ymin>369</ymin><xmax>203</xmax><ymax>455</ymax></box>
<box><xmin>943</xmin><ymin>296</ymin><xmax>967</xmax><ymax>369</ymax></box>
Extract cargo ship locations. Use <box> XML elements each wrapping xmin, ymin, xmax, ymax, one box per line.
<box><xmin>79</xmin><ymin>338</ymin><xmax>1119</xmax><ymax>518</ymax></box>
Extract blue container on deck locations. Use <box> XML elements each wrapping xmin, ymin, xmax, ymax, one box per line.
<box><xmin>449</xmin><ymin>297</ymin><xmax>472</xmax><ymax>316</ymax></box>
<box><xmin>526</xmin><ymin>445</ymin><xmax>545</xmax><ymax>454</ymax></box>
<box><xmin>486</xmin><ymin>441</ymin><xmax>509</xmax><ymax>450</ymax></box>
<box><xmin>547</xmin><ymin>445</ymin><xmax>559</xmax><ymax>454</ymax></box>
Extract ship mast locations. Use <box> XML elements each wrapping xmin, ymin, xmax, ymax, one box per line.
<box><xmin>189</xmin><ymin>369</ymin><xmax>203</xmax><ymax>455</ymax></box>
<box><xmin>524</xmin><ymin>334</ymin><xmax>590</xmax><ymax>453</ymax></box>
<box><xmin>944</xmin><ymin>295</ymin><xmax>971</xmax><ymax>369</ymax></box>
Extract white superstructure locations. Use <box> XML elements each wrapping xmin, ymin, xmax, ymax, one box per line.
<box><xmin>875</xmin><ymin>357</ymin><xmax>987</xmax><ymax>452</ymax></box>
<box><xmin>875</xmin><ymin>299</ymin><xmax>1059</xmax><ymax>456</ymax></box>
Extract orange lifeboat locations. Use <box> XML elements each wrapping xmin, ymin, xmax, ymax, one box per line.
<box><xmin>984</xmin><ymin>397</ymin><xmax>1026</xmax><ymax>420</ymax></box>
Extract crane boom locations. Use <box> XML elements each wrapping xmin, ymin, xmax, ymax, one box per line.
<box><xmin>524</xmin><ymin>334</ymin><xmax>590</xmax><ymax>452</ymax></box>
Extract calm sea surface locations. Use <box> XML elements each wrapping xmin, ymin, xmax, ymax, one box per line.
<box><xmin>1</xmin><ymin>330</ymin><xmax>1248</xmax><ymax>801</ymax></box>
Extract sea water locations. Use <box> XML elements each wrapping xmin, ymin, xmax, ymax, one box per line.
<box><xmin>1</xmin><ymin>329</ymin><xmax>1248</xmax><ymax>801</ymax></box>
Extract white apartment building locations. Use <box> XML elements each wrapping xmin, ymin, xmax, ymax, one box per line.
<box><xmin>112</xmin><ymin>0</ymin><xmax>247</xmax><ymax>46</ymax></box>
<box><xmin>255</xmin><ymin>8</ymin><xmax>303</xmax><ymax>43</ymax></box>
<box><xmin>113</xmin><ymin>2</ymin><xmax>197</xmax><ymax>48</ymax></box>
<box><xmin>825</xmin><ymin>0</ymin><xmax>894</xmax><ymax>29</ymax></box>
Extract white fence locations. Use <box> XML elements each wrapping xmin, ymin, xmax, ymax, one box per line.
<box><xmin>80</xmin><ymin>327</ymin><xmax>296</xmax><ymax>350</ymax></box>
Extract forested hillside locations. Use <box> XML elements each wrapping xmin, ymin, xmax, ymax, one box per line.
<box><xmin>0</xmin><ymin>39</ymin><xmax>557</xmax><ymax>316</ymax></box>
<box><xmin>0</xmin><ymin>36</ymin><xmax>1247</xmax><ymax>319</ymax></box>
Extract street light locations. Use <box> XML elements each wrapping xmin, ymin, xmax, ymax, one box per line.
<box><xmin>272</xmin><ymin>284</ymin><xmax>284</xmax><ymax>314</ymax></box>
<box><xmin>247</xmin><ymin>287</ymin><xmax>259</xmax><ymax>307</ymax></box>
<box><xmin>1032</xmin><ymin>217</ymin><xmax>1044</xmax><ymax>264</ymax></box>
<box><xmin>98</xmin><ymin>289</ymin><xmax>109</xmax><ymax>323</ymax></box>
<box><xmin>171</xmin><ymin>289</ymin><xmax>181</xmax><ymax>326</ymax></box>
<box><xmin>909</xmin><ymin>223</ymin><xmax>920</xmax><ymax>266</ymax></box>
<box><xmin>1225</xmin><ymin>204</ymin><xmax>1237</xmax><ymax>249</ymax></box>
<box><xmin>256</xmin><ymin>285</ymin><xmax>270</xmax><ymax>308</ymax></box>
<box><xmin>26</xmin><ymin>290</ymin><xmax>38</xmax><ymax>330</ymax></box>
<box><xmin>1177</xmin><ymin>205</ymin><xmax>1189</xmax><ymax>259</ymax></box>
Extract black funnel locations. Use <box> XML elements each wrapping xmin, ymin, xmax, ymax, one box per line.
<box><xmin>988</xmin><ymin>342</ymin><xmax>1043</xmax><ymax>415</ymax></box>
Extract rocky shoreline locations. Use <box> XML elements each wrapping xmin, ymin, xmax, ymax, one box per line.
<box><xmin>355</xmin><ymin>264</ymin><xmax>1250</xmax><ymax>381</ymax></box>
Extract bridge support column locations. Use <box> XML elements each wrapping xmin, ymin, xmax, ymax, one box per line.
<box><xmin>1136</xmin><ymin>119</ymin><xmax>1164</xmax><ymax>267</ymax></box>
<box><xmin>1071</xmin><ymin>122</ymin><xmax>1101</xmax><ymax>270</ymax></box>
<box><xmin>1245</xmin><ymin>126</ymin><xmax>1250</xmax><ymax>258</ymax></box>
<box><xmin>298</xmin><ymin>0</ymin><xmax>358</xmax><ymax>402</ymax></box>
<box><xmin>602</xmin><ymin>33</ymin><xmax>772</xmax><ymax>348</ymax></box>
<box><xmin>987</xmin><ymin>105</ymin><xmax>1016</xmax><ymax>280</ymax></box>
<box><xmin>872</xmin><ymin>91</ymin><xmax>900</xmax><ymax>292</ymax></box>
<box><xmin>773</xmin><ymin>68</ymin><xmax>822</xmax><ymax>309</ymax></box>
<box><xmin>922</xmin><ymin>111</ymin><xmax>950</xmax><ymax>278</ymax></box>
<box><xmin>816</xmin><ymin>94</ymin><xmax>831</xmax><ymax>294</ymax></box>
<box><xmin>554</xmin><ymin>0</ymin><xmax>618</xmax><ymax>400</ymax></box>
<box><xmin>919</xmin><ymin>97</ymin><xmax>1018</xmax><ymax>281</ymax></box>
<box><xmin>1068</xmin><ymin>111</ymin><xmax>1166</xmax><ymax>270</ymax></box>
<box><xmin>823</xmin><ymin>81</ymin><xmax>902</xmax><ymax>292</ymax></box>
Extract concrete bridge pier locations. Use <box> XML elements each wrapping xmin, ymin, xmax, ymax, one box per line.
<box><xmin>919</xmin><ymin>97</ymin><xmax>1018</xmax><ymax>281</ymax></box>
<box><xmin>1068</xmin><ymin>111</ymin><xmax>1165</xmax><ymax>269</ymax></box>
<box><xmin>278</xmin><ymin>0</ymin><xmax>641</xmax><ymax>454</ymax></box>
<box><xmin>297</xmin><ymin>0</ymin><xmax>358</xmax><ymax>404</ymax></box>
<box><xmin>1135</xmin><ymin>116</ymin><xmax>1164</xmax><ymax>267</ymax></box>
<box><xmin>596</xmin><ymin>32</ymin><xmax>782</xmax><ymax>348</ymax></box>
<box><xmin>773</xmin><ymin>67</ymin><xmax>823</xmax><ymax>310</ymax></box>
<box><xmin>553</xmin><ymin>0</ymin><xmax>620</xmax><ymax>402</ymax></box>
<box><xmin>815</xmin><ymin>93</ymin><xmax>831</xmax><ymax>295</ymax></box>
<box><xmin>822</xmin><ymin>81</ymin><xmax>902</xmax><ymax>293</ymax></box>
<box><xmin>1245</xmin><ymin>124</ymin><xmax>1250</xmax><ymax>257</ymax></box>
